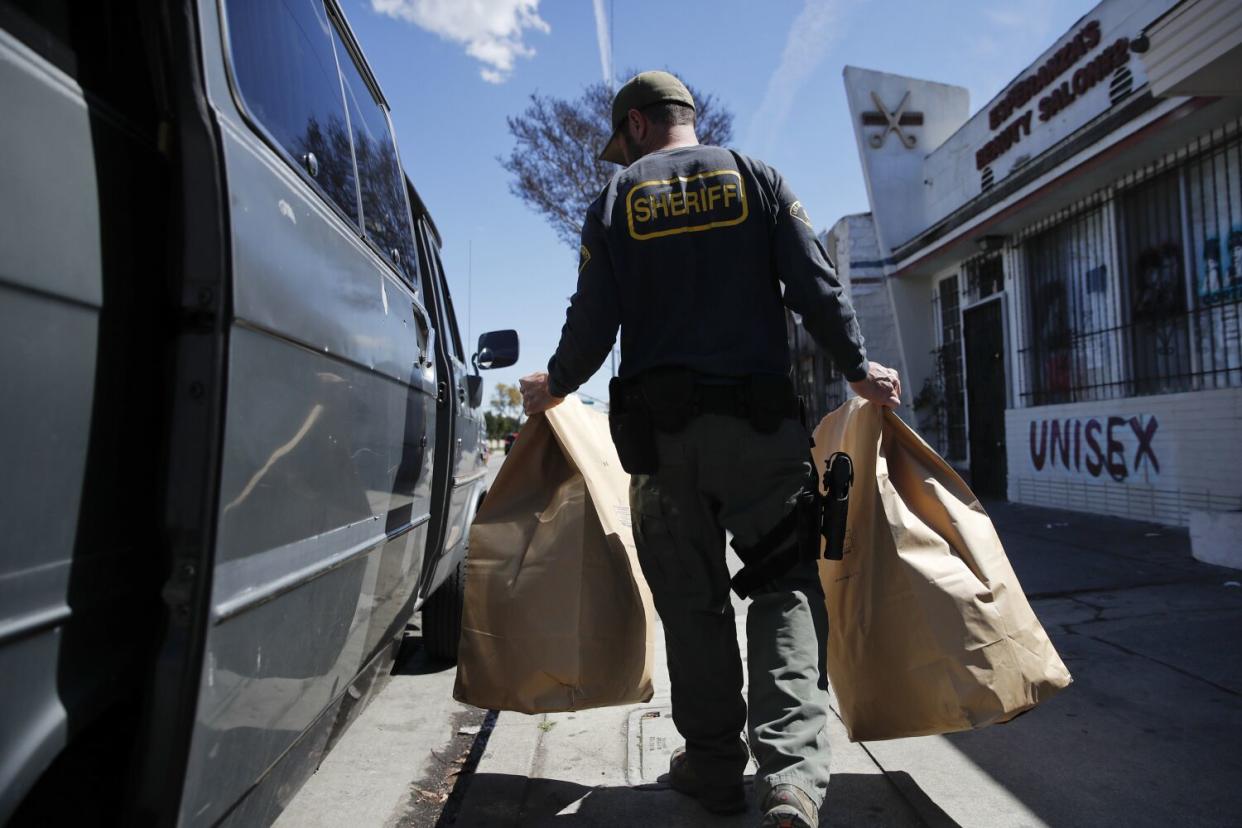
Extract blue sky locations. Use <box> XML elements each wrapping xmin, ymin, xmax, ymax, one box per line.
<box><xmin>343</xmin><ymin>0</ymin><xmax>1095</xmax><ymax>408</ymax></box>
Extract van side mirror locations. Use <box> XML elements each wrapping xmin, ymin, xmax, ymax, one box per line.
<box><xmin>474</xmin><ymin>329</ymin><xmax>519</xmax><ymax>370</ymax></box>
<box><xmin>466</xmin><ymin>374</ymin><xmax>483</xmax><ymax>408</ymax></box>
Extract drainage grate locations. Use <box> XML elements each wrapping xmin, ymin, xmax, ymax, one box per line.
<box><xmin>625</xmin><ymin>705</ymin><xmax>758</xmax><ymax>786</ymax></box>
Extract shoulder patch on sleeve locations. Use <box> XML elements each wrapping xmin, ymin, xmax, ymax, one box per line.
<box><xmin>789</xmin><ymin>200</ymin><xmax>813</xmax><ymax>229</ymax></box>
<box><xmin>578</xmin><ymin>243</ymin><xmax>592</xmax><ymax>274</ymax></box>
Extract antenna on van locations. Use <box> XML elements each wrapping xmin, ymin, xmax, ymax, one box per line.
<box><xmin>468</xmin><ymin>238</ymin><xmax>473</xmax><ymax>352</ymax></box>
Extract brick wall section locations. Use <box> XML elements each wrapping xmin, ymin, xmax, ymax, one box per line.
<box><xmin>1004</xmin><ymin>386</ymin><xmax>1242</xmax><ymax>525</ymax></box>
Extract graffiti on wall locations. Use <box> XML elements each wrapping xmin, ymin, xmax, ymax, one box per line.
<box><xmin>1027</xmin><ymin>414</ymin><xmax>1159</xmax><ymax>482</ymax></box>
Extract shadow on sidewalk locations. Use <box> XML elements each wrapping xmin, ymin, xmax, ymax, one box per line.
<box><xmin>454</xmin><ymin>770</ymin><xmax>954</xmax><ymax>827</ymax></box>
<box><xmin>934</xmin><ymin>624</ymin><xmax>1242</xmax><ymax>828</ymax></box>
<box><xmin>916</xmin><ymin>500</ymin><xmax>1242</xmax><ymax>827</ymax></box>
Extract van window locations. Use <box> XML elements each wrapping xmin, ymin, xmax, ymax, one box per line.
<box><xmin>329</xmin><ymin>22</ymin><xmax>419</xmax><ymax>283</ymax></box>
<box><xmin>224</xmin><ymin>0</ymin><xmax>359</xmax><ymax>224</ymax></box>
<box><xmin>439</xmin><ymin>267</ymin><xmax>466</xmax><ymax>362</ymax></box>
<box><xmin>414</xmin><ymin>224</ymin><xmax>464</xmax><ymax>362</ymax></box>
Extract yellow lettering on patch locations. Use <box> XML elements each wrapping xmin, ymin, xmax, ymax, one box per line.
<box><xmin>624</xmin><ymin>169</ymin><xmax>749</xmax><ymax>241</ymax></box>
<box><xmin>633</xmin><ymin>197</ymin><xmax>651</xmax><ymax>223</ymax></box>
<box><xmin>706</xmin><ymin>185</ymin><xmax>721</xmax><ymax>210</ymax></box>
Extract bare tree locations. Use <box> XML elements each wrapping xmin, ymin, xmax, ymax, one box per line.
<box><xmin>490</xmin><ymin>383</ymin><xmax>523</xmax><ymax>423</ymax></box>
<box><xmin>501</xmin><ymin>76</ymin><xmax>735</xmax><ymax>249</ymax></box>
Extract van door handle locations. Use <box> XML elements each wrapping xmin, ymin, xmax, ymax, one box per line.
<box><xmin>412</xmin><ymin>301</ymin><xmax>435</xmax><ymax>368</ymax></box>
<box><xmin>420</xmin><ymin>328</ymin><xmax>436</xmax><ymax>368</ymax></box>
<box><xmin>456</xmin><ymin>386</ymin><xmax>466</xmax><ymax>404</ymax></box>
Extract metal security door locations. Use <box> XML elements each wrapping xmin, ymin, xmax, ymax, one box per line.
<box><xmin>964</xmin><ymin>299</ymin><xmax>1008</xmax><ymax>498</ymax></box>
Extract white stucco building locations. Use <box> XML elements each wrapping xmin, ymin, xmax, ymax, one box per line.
<box><xmin>822</xmin><ymin>0</ymin><xmax>1242</xmax><ymax>525</ymax></box>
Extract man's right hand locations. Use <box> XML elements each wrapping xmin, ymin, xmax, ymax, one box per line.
<box><xmin>849</xmin><ymin>362</ymin><xmax>902</xmax><ymax>408</ymax></box>
<box><xmin>519</xmin><ymin>371</ymin><xmax>565</xmax><ymax>416</ymax></box>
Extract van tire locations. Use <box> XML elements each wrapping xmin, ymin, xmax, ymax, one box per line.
<box><xmin>423</xmin><ymin>555</ymin><xmax>465</xmax><ymax>663</ymax></box>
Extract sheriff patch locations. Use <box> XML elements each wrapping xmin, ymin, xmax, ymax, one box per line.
<box><xmin>625</xmin><ymin>169</ymin><xmax>748</xmax><ymax>241</ymax></box>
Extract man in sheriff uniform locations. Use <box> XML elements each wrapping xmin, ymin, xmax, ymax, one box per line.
<box><xmin>521</xmin><ymin>71</ymin><xmax>901</xmax><ymax>828</ymax></box>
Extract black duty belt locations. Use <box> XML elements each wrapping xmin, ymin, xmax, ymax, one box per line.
<box><xmin>693</xmin><ymin>382</ymin><xmax>800</xmax><ymax>422</ymax></box>
<box><xmin>693</xmin><ymin>382</ymin><xmax>748</xmax><ymax>417</ymax></box>
<box><xmin>608</xmin><ymin>369</ymin><xmax>804</xmax><ymax>474</ymax></box>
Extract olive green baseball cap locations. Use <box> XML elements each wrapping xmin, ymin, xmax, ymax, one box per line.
<box><xmin>599</xmin><ymin>71</ymin><xmax>696</xmax><ymax>165</ymax></box>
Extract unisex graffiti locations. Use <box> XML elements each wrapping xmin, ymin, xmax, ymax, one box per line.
<box><xmin>1029</xmin><ymin>415</ymin><xmax>1159</xmax><ymax>482</ymax></box>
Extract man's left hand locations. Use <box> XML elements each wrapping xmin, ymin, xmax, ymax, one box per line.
<box><xmin>519</xmin><ymin>371</ymin><xmax>564</xmax><ymax>415</ymax></box>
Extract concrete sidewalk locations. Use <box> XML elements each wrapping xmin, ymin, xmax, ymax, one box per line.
<box><xmin>450</xmin><ymin>501</ymin><xmax>1242</xmax><ymax>828</ymax></box>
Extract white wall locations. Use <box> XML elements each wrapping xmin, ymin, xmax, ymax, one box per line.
<box><xmin>1004</xmin><ymin>386</ymin><xmax>1242</xmax><ymax>525</ymax></box>
<box><xmin>842</xmin><ymin>67</ymin><xmax>970</xmax><ymax>255</ymax></box>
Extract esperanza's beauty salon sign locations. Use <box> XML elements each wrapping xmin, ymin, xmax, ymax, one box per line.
<box><xmin>1025</xmin><ymin>413</ymin><xmax>1160</xmax><ymax>483</ymax></box>
<box><xmin>975</xmin><ymin>19</ymin><xmax>1131</xmax><ymax>171</ymax></box>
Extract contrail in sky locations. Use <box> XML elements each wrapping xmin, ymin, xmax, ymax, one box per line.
<box><xmin>746</xmin><ymin>0</ymin><xmax>849</xmax><ymax>155</ymax></box>
<box><xmin>592</xmin><ymin>0</ymin><xmax>613</xmax><ymax>88</ymax></box>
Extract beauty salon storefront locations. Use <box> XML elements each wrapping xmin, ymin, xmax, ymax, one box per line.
<box><xmin>829</xmin><ymin>0</ymin><xmax>1242</xmax><ymax>525</ymax></box>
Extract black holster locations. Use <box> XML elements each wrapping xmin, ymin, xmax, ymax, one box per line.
<box><xmin>729</xmin><ymin>451</ymin><xmax>853</xmax><ymax>598</ymax></box>
<box><xmin>729</xmin><ymin>465</ymin><xmax>823</xmax><ymax>599</ymax></box>
<box><xmin>821</xmin><ymin>452</ymin><xmax>853</xmax><ymax>561</ymax></box>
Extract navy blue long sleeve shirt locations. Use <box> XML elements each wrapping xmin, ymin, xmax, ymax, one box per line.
<box><xmin>547</xmin><ymin>145</ymin><xmax>868</xmax><ymax>397</ymax></box>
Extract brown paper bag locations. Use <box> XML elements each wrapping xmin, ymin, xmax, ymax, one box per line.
<box><xmin>812</xmin><ymin>398</ymin><xmax>1071</xmax><ymax>741</ymax></box>
<box><xmin>453</xmin><ymin>396</ymin><xmax>656</xmax><ymax>713</ymax></box>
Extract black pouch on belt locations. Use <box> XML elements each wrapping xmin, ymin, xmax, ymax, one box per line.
<box><xmin>744</xmin><ymin>374</ymin><xmax>797</xmax><ymax>434</ymax></box>
<box><xmin>608</xmin><ymin>377</ymin><xmax>658</xmax><ymax>474</ymax></box>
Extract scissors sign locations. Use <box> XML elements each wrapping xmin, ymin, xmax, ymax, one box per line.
<box><xmin>861</xmin><ymin>91</ymin><xmax>923</xmax><ymax>149</ymax></box>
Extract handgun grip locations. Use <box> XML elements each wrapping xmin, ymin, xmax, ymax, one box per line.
<box><xmin>821</xmin><ymin>453</ymin><xmax>852</xmax><ymax>561</ymax></box>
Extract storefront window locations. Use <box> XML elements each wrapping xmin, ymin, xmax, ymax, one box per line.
<box><xmin>1022</xmin><ymin>206</ymin><xmax>1116</xmax><ymax>404</ymax></box>
<box><xmin>1019</xmin><ymin>134</ymin><xmax>1242</xmax><ymax>404</ymax></box>
<box><xmin>1185</xmin><ymin>134</ymin><xmax>1242</xmax><ymax>389</ymax></box>
<box><xmin>1119</xmin><ymin>168</ymin><xmax>1191</xmax><ymax>396</ymax></box>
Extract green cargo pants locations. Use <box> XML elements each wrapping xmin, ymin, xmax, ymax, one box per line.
<box><xmin>629</xmin><ymin>413</ymin><xmax>832</xmax><ymax>807</ymax></box>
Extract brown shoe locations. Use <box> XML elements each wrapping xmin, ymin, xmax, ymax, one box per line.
<box><xmin>760</xmin><ymin>783</ymin><xmax>819</xmax><ymax>827</ymax></box>
<box><xmin>665</xmin><ymin>746</ymin><xmax>747</xmax><ymax>815</ymax></box>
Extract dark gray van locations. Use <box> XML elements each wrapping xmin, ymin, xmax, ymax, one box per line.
<box><xmin>0</xmin><ymin>0</ymin><xmax>515</xmax><ymax>823</ymax></box>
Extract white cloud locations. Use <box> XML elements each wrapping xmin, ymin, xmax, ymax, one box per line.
<box><xmin>371</xmin><ymin>0</ymin><xmax>549</xmax><ymax>83</ymax></box>
<box><xmin>592</xmin><ymin>0</ymin><xmax>613</xmax><ymax>88</ymax></box>
<box><xmin>983</xmin><ymin>8</ymin><xmax>1027</xmax><ymax>27</ymax></box>
<box><xmin>745</xmin><ymin>0</ymin><xmax>850</xmax><ymax>156</ymax></box>
<box><xmin>984</xmin><ymin>0</ymin><xmax>1056</xmax><ymax>40</ymax></box>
